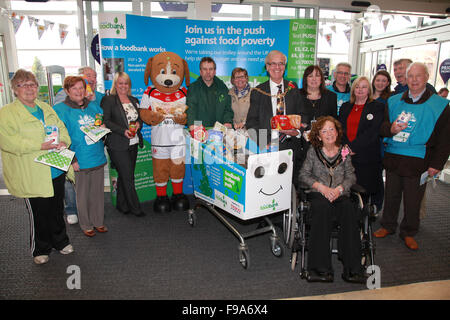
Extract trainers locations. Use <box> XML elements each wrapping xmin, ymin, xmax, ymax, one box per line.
<box><xmin>60</xmin><ymin>244</ymin><xmax>74</xmax><ymax>255</ymax></box>
<box><xmin>34</xmin><ymin>255</ymin><xmax>49</xmax><ymax>265</ymax></box>
<box><xmin>66</xmin><ymin>215</ymin><xmax>78</xmax><ymax>225</ymax></box>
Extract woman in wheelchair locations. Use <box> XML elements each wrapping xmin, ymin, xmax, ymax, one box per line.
<box><xmin>299</xmin><ymin>116</ymin><xmax>366</xmax><ymax>283</ymax></box>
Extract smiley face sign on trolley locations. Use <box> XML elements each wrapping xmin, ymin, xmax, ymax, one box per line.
<box><xmin>190</xmin><ymin>136</ymin><xmax>293</xmax><ymax>220</ymax></box>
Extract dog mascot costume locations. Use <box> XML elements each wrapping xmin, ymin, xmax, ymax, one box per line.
<box><xmin>140</xmin><ymin>52</ymin><xmax>190</xmax><ymax>213</ymax></box>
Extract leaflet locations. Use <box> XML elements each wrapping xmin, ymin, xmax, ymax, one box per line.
<box><xmin>80</xmin><ymin>125</ymin><xmax>111</xmax><ymax>143</ymax></box>
<box><xmin>34</xmin><ymin>148</ymin><xmax>75</xmax><ymax>172</ymax></box>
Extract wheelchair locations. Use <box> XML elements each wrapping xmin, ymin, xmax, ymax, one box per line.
<box><xmin>283</xmin><ymin>184</ymin><xmax>377</xmax><ymax>279</ymax></box>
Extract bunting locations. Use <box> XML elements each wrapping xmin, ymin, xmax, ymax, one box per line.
<box><xmin>37</xmin><ymin>24</ymin><xmax>45</xmax><ymax>40</ymax></box>
<box><xmin>363</xmin><ymin>24</ymin><xmax>371</xmax><ymax>38</ymax></box>
<box><xmin>382</xmin><ymin>18</ymin><xmax>390</xmax><ymax>32</ymax></box>
<box><xmin>59</xmin><ymin>23</ymin><xmax>69</xmax><ymax>44</ymax></box>
<box><xmin>325</xmin><ymin>33</ymin><xmax>332</xmax><ymax>46</ymax></box>
<box><xmin>344</xmin><ymin>29</ymin><xmax>351</xmax><ymax>43</ymax></box>
<box><xmin>11</xmin><ymin>12</ymin><xmax>24</xmax><ymax>33</ymax></box>
<box><xmin>2</xmin><ymin>8</ymin><xmax>81</xmax><ymax>44</ymax></box>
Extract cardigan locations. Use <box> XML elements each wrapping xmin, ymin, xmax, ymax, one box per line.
<box><xmin>299</xmin><ymin>146</ymin><xmax>356</xmax><ymax>197</ymax></box>
<box><xmin>0</xmin><ymin>98</ymin><xmax>71</xmax><ymax>198</ymax></box>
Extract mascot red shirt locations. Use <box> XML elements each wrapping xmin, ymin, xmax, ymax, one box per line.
<box><xmin>139</xmin><ymin>52</ymin><xmax>190</xmax><ymax>213</ymax></box>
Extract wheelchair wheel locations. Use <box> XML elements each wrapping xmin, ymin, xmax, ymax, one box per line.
<box><xmin>290</xmin><ymin>251</ymin><xmax>297</xmax><ymax>271</ymax></box>
<box><xmin>283</xmin><ymin>184</ymin><xmax>298</xmax><ymax>248</ymax></box>
<box><xmin>361</xmin><ymin>216</ymin><xmax>376</xmax><ymax>274</ymax></box>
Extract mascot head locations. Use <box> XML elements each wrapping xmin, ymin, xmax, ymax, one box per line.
<box><xmin>144</xmin><ymin>51</ymin><xmax>190</xmax><ymax>94</ymax></box>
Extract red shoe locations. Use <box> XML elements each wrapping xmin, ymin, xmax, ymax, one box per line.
<box><xmin>83</xmin><ymin>229</ymin><xmax>96</xmax><ymax>237</ymax></box>
<box><xmin>95</xmin><ymin>226</ymin><xmax>108</xmax><ymax>233</ymax></box>
<box><xmin>404</xmin><ymin>237</ymin><xmax>418</xmax><ymax>250</ymax></box>
<box><xmin>373</xmin><ymin>227</ymin><xmax>393</xmax><ymax>238</ymax></box>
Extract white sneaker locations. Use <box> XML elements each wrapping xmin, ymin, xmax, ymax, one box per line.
<box><xmin>34</xmin><ymin>255</ymin><xmax>49</xmax><ymax>265</ymax></box>
<box><xmin>67</xmin><ymin>215</ymin><xmax>78</xmax><ymax>225</ymax></box>
<box><xmin>60</xmin><ymin>244</ymin><xmax>74</xmax><ymax>255</ymax></box>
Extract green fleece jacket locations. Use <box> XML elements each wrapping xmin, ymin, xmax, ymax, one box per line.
<box><xmin>186</xmin><ymin>76</ymin><xmax>233</xmax><ymax>127</ymax></box>
<box><xmin>0</xmin><ymin>99</ymin><xmax>71</xmax><ymax>198</ymax></box>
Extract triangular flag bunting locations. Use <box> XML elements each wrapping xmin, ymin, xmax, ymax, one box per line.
<box><xmin>382</xmin><ymin>18</ymin><xmax>390</xmax><ymax>32</ymax></box>
<box><xmin>60</xmin><ymin>30</ymin><xmax>68</xmax><ymax>44</ymax></box>
<box><xmin>344</xmin><ymin>29</ymin><xmax>351</xmax><ymax>43</ymax></box>
<box><xmin>28</xmin><ymin>16</ymin><xmax>35</xmax><ymax>27</ymax></box>
<box><xmin>363</xmin><ymin>24</ymin><xmax>371</xmax><ymax>37</ymax></box>
<box><xmin>37</xmin><ymin>24</ymin><xmax>45</xmax><ymax>40</ymax></box>
<box><xmin>325</xmin><ymin>33</ymin><xmax>332</xmax><ymax>46</ymax></box>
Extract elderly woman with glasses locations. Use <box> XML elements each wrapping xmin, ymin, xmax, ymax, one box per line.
<box><xmin>0</xmin><ymin>69</ymin><xmax>73</xmax><ymax>265</ymax></box>
<box><xmin>299</xmin><ymin>116</ymin><xmax>365</xmax><ymax>284</ymax></box>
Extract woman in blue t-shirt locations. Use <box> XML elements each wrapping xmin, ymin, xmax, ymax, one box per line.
<box><xmin>54</xmin><ymin>76</ymin><xmax>107</xmax><ymax>237</ymax></box>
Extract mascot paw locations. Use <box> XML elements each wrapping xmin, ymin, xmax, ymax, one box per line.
<box><xmin>153</xmin><ymin>195</ymin><xmax>172</xmax><ymax>213</ymax></box>
<box><xmin>140</xmin><ymin>109</ymin><xmax>165</xmax><ymax>126</ymax></box>
<box><xmin>171</xmin><ymin>193</ymin><xmax>190</xmax><ymax>211</ymax></box>
<box><xmin>173</xmin><ymin>113</ymin><xmax>187</xmax><ymax>125</ymax></box>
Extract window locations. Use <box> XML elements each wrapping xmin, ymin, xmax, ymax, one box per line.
<box><xmin>11</xmin><ymin>0</ymin><xmax>80</xmax><ymax>77</ymax></box>
<box><xmin>435</xmin><ymin>41</ymin><xmax>450</xmax><ymax>92</ymax></box>
<box><xmin>317</xmin><ymin>10</ymin><xmax>352</xmax><ymax>79</ymax></box>
<box><xmin>362</xmin><ymin>13</ymin><xmax>419</xmax><ymax>40</ymax></box>
<box><xmin>391</xmin><ymin>43</ymin><xmax>439</xmax><ymax>87</ymax></box>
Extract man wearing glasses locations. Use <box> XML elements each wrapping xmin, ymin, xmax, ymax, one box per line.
<box><xmin>326</xmin><ymin>62</ymin><xmax>352</xmax><ymax>114</ymax></box>
<box><xmin>246</xmin><ymin>50</ymin><xmax>304</xmax><ymax>188</ymax></box>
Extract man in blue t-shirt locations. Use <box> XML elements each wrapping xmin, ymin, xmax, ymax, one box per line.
<box><xmin>326</xmin><ymin>62</ymin><xmax>351</xmax><ymax>114</ymax></box>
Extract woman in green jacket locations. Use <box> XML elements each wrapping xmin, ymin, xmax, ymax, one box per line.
<box><xmin>0</xmin><ymin>69</ymin><xmax>73</xmax><ymax>265</ymax></box>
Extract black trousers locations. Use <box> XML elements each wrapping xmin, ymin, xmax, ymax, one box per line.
<box><xmin>25</xmin><ymin>173</ymin><xmax>69</xmax><ymax>257</ymax></box>
<box><xmin>381</xmin><ymin>169</ymin><xmax>425</xmax><ymax>238</ymax></box>
<box><xmin>108</xmin><ymin>144</ymin><xmax>141</xmax><ymax>215</ymax></box>
<box><xmin>307</xmin><ymin>193</ymin><xmax>362</xmax><ymax>274</ymax></box>
<box><xmin>280</xmin><ymin>137</ymin><xmax>306</xmax><ymax>189</ymax></box>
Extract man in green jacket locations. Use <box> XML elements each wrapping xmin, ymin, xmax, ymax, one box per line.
<box><xmin>186</xmin><ymin>57</ymin><xmax>233</xmax><ymax>130</ymax></box>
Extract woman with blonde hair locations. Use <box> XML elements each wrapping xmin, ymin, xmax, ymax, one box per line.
<box><xmin>101</xmin><ymin>72</ymin><xmax>145</xmax><ymax>217</ymax></box>
<box><xmin>338</xmin><ymin>76</ymin><xmax>385</xmax><ymax>211</ymax></box>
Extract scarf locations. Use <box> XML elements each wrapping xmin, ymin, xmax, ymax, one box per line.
<box><xmin>64</xmin><ymin>96</ymin><xmax>90</xmax><ymax>110</ymax></box>
<box><xmin>234</xmin><ymin>83</ymin><xmax>251</xmax><ymax>99</ymax></box>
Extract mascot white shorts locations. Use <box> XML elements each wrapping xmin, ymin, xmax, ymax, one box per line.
<box><xmin>151</xmin><ymin>145</ymin><xmax>185</xmax><ymax>160</ymax></box>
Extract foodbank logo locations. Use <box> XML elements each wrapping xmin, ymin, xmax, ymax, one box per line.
<box><xmin>259</xmin><ymin>199</ymin><xmax>279</xmax><ymax>211</ymax></box>
<box><xmin>100</xmin><ymin>17</ymin><xmax>125</xmax><ymax>35</ymax></box>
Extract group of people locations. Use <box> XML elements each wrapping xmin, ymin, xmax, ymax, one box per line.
<box><xmin>0</xmin><ymin>52</ymin><xmax>449</xmax><ymax>288</ymax></box>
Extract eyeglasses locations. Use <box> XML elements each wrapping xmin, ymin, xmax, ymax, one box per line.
<box><xmin>17</xmin><ymin>83</ymin><xmax>38</xmax><ymax>89</ymax></box>
<box><xmin>336</xmin><ymin>71</ymin><xmax>350</xmax><ymax>76</ymax></box>
<box><xmin>267</xmin><ymin>62</ymin><xmax>286</xmax><ymax>67</ymax></box>
<box><xmin>320</xmin><ymin>127</ymin><xmax>336</xmax><ymax>134</ymax></box>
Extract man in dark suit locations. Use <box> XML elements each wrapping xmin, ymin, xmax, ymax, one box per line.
<box><xmin>246</xmin><ymin>50</ymin><xmax>304</xmax><ymax>188</ymax></box>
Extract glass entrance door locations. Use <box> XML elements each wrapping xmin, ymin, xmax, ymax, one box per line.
<box><xmin>0</xmin><ymin>35</ymin><xmax>12</xmax><ymax>107</ymax></box>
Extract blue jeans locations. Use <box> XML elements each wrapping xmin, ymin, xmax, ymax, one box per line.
<box><xmin>64</xmin><ymin>180</ymin><xmax>77</xmax><ymax>216</ymax></box>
